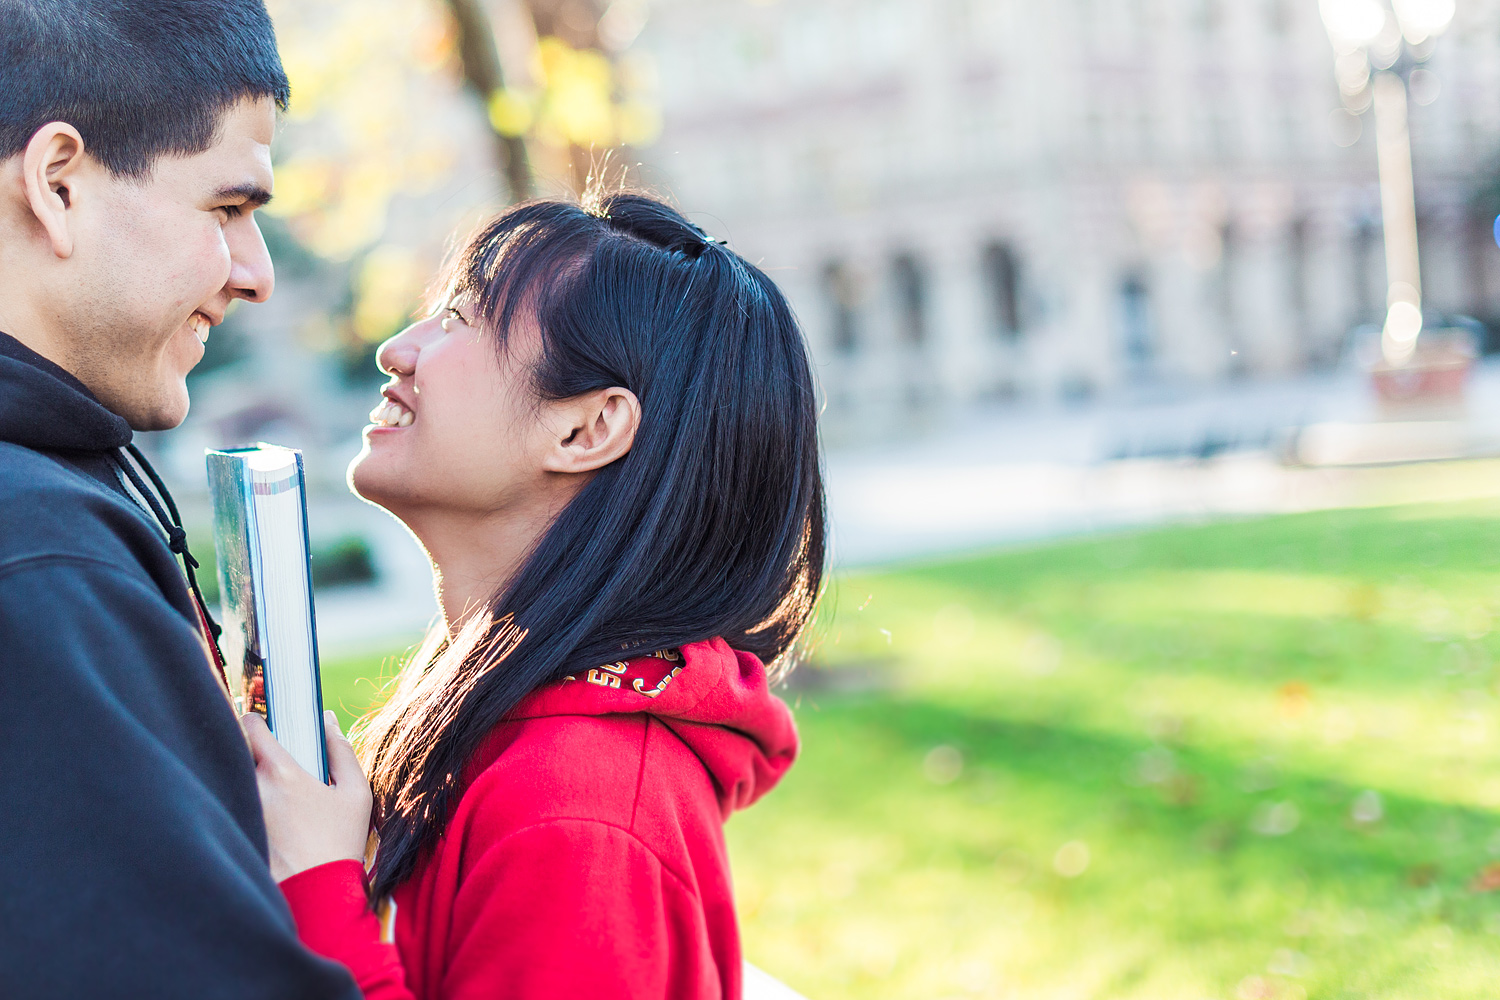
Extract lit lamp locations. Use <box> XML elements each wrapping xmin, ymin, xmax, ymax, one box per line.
<box><xmin>1318</xmin><ymin>0</ymin><xmax>1454</xmax><ymax>368</ymax></box>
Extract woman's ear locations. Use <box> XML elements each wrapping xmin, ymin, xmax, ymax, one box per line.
<box><xmin>542</xmin><ymin>387</ymin><xmax>641</xmax><ymax>474</ymax></box>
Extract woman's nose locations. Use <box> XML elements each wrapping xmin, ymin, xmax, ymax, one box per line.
<box><xmin>376</xmin><ymin>319</ymin><xmax>434</xmax><ymax>377</ymax></box>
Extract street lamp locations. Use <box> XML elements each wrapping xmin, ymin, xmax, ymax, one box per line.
<box><xmin>1318</xmin><ymin>0</ymin><xmax>1455</xmax><ymax>366</ymax></box>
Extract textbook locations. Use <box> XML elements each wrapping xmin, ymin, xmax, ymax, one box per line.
<box><xmin>206</xmin><ymin>444</ymin><xmax>329</xmax><ymax>782</ymax></box>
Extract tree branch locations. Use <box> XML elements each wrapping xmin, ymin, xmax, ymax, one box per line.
<box><xmin>444</xmin><ymin>0</ymin><xmax>534</xmax><ymax>202</ymax></box>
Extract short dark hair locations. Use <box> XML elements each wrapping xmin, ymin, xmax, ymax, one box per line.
<box><xmin>0</xmin><ymin>0</ymin><xmax>290</xmax><ymax>177</ymax></box>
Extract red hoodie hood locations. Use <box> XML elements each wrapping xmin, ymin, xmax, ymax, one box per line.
<box><xmin>278</xmin><ymin>639</ymin><xmax>802</xmax><ymax>998</ymax></box>
<box><xmin>505</xmin><ymin>637</ymin><xmax>798</xmax><ymax>816</ymax></box>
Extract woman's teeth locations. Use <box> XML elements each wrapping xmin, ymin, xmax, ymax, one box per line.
<box><xmin>189</xmin><ymin>314</ymin><xmax>210</xmax><ymax>345</ymax></box>
<box><xmin>369</xmin><ymin>397</ymin><xmax>414</xmax><ymax>428</ymax></box>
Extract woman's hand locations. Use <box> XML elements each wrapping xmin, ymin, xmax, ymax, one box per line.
<box><xmin>241</xmin><ymin>710</ymin><xmax>374</xmax><ymax>882</ymax></box>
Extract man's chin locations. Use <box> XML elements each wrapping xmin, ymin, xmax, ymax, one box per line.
<box><xmin>124</xmin><ymin>382</ymin><xmax>192</xmax><ymax>432</ymax></box>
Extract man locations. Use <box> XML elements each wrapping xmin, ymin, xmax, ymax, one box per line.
<box><xmin>0</xmin><ymin>2</ymin><xmax>359</xmax><ymax>996</ymax></box>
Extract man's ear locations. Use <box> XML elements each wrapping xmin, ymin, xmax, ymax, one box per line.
<box><xmin>21</xmin><ymin>123</ymin><xmax>87</xmax><ymax>259</ymax></box>
<box><xmin>542</xmin><ymin>387</ymin><xmax>642</xmax><ymax>475</ymax></box>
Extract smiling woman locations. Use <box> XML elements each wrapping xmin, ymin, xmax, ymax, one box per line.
<box><xmin>245</xmin><ymin>189</ymin><xmax>826</xmax><ymax>1000</ymax></box>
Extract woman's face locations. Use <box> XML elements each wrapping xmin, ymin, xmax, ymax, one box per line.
<box><xmin>349</xmin><ymin>301</ymin><xmax>555</xmax><ymax>522</ymax></box>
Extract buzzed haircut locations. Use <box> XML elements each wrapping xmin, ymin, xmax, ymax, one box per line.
<box><xmin>0</xmin><ymin>0</ymin><xmax>290</xmax><ymax>177</ymax></box>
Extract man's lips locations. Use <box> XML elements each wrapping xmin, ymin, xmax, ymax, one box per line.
<box><xmin>187</xmin><ymin>310</ymin><xmax>219</xmax><ymax>345</ymax></box>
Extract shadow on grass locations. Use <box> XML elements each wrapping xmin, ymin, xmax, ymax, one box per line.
<box><xmin>772</xmin><ymin>689</ymin><xmax>1500</xmax><ymax>933</ymax></box>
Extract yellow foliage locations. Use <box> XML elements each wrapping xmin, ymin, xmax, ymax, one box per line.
<box><xmin>535</xmin><ymin>36</ymin><xmax>616</xmax><ymax>147</ymax></box>
<box><xmin>616</xmin><ymin>100</ymin><xmax>663</xmax><ymax>147</ymax></box>
<box><xmin>524</xmin><ymin>36</ymin><xmax>662</xmax><ymax>150</ymax></box>
<box><xmin>261</xmin><ymin>0</ymin><xmax>663</xmax><ymax>268</ymax></box>
<box><xmin>488</xmin><ymin>90</ymin><xmax>534</xmax><ymax>139</ymax></box>
<box><xmin>263</xmin><ymin>0</ymin><xmax>467</xmax><ymax>261</ymax></box>
<box><xmin>268</xmin><ymin>159</ymin><xmax>335</xmax><ymax>218</ymax></box>
<box><xmin>353</xmin><ymin>247</ymin><xmax>428</xmax><ymax>344</ymax></box>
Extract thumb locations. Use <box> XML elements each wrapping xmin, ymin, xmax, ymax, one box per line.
<box><xmin>323</xmin><ymin>710</ymin><xmax>367</xmax><ymax>789</ymax></box>
<box><xmin>240</xmin><ymin>711</ymin><xmax>292</xmax><ymax>772</ymax></box>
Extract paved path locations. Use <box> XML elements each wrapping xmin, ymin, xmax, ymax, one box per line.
<box><xmin>827</xmin><ymin>450</ymin><xmax>1500</xmax><ymax>567</ymax></box>
<box><xmin>826</xmin><ymin>361</ymin><xmax>1500</xmax><ymax>566</ymax></box>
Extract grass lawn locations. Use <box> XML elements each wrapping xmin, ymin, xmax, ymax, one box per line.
<box><xmin>320</xmin><ymin>500</ymin><xmax>1500</xmax><ymax>1000</ymax></box>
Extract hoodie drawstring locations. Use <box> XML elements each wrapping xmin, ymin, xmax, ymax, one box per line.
<box><xmin>112</xmin><ymin>445</ymin><xmax>231</xmax><ymax>694</ymax></box>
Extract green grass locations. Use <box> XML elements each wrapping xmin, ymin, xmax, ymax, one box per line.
<box><xmin>322</xmin><ymin>501</ymin><xmax>1500</xmax><ymax>999</ymax></box>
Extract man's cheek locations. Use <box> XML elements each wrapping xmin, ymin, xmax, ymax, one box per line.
<box><xmin>196</xmin><ymin>225</ymin><xmax>235</xmax><ymax>294</ymax></box>
<box><xmin>163</xmin><ymin>216</ymin><xmax>233</xmax><ymax>296</ymax></box>
<box><xmin>143</xmin><ymin>224</ymin><xmax>224</xmax><ymax>301</ymax></box>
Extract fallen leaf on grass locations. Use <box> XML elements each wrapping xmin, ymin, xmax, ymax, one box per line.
<box><xmin>1163</xmin><ymin>772</ymin><xmax>1200</xmax><ymax>807</ymax></box>
<box><xmin>1470</xmin><ymin>863</ymin><xmax>1500</xmax><ymax>892</ymax></box>
<box><xmin>1407</xmin><ymin>863</ymin><xmax>1439</xmax><ymax>888</ymax></box>
<box><xmin>1278</xmin><ymin>681</ymin><xmax>1311</xmax><ymax>720</ymax></box>
<box><xmin>1236</xmin><ymin>975</ymin><xmax>1274</xmax><ymax>999</ymax></box>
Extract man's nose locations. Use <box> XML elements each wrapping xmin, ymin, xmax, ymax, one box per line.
<box><xmin>225</xmin><ymin>216</ymin><xmax>275</xmax><ymax>304</ymax></box>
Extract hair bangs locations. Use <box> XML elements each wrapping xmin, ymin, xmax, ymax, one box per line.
<box><xmin>444</xmin><ymin>204</ymin><xmax>603</xmax><ymax>359</ymax></box>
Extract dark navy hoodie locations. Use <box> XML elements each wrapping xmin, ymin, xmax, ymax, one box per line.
<box><xmin>0</xmin><ymin>333</ymin><xmax>359</xmax><ymax>998</ymax></box>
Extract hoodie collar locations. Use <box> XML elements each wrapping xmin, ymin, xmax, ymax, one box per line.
<box><xmin>507</xmin><ymin>637</ymin><xmax>800</xmax><ymax>817</ymax></box>
<box><xmin>0</xmin><ymin>332</ymin><xmax>132</xmax><ymax>452</ymax></box>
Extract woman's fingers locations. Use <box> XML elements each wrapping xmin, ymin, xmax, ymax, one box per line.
<box><xmin>241</xmin><ymin>711</ymin><xmax>289</xmax><ymax>770</ymax></box>
<box><xmin>243</xmin><ymin>710</ymin><xmax>374</xmax><ymax>881</ymax></box>
<box><xmin>322</xmin><ymin>710</ymin><xmax>368</xmax><ymax>790</ymax></box>
<box><xmin>245</xmin><ymin>710</ymin><xmax>365</xmax><ymax>790</ymax></box>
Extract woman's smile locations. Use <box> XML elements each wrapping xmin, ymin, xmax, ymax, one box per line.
<box><xmin>367</xmin><ymin>384</ymin><xmax>418</xmax><ymax>433</ymax></box>
<box><xmin>368</xmin><ymin>395</ymin><xmax>414</xmax><ymax>429</ymax></box>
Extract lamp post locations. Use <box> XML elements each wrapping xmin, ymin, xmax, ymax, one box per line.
<box><xmin>1318</xmin><ymin>0</ymin><xmax>1454</xmax><ymax>367</ymax></box>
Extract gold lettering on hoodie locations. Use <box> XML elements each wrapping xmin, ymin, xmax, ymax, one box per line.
<box><xmin>580</xmin><ymin>649</ymin><xmax>683</xmax><ymax>694</ymax></box>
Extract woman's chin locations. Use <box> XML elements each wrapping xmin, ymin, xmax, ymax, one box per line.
<box><xmin>348</xmin><ymin>442</ymin><xmax>439</xmax><ymax>523</ymax></box>
<box><xmin>347</xmin><ymin>447</ymin><xmax>395</xmax><ymax>507</ymax></box>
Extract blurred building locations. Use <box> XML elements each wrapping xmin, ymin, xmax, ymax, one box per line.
<box><xmin>638</xmin><ymin>0</ymin><xmax>1500</xmax><ymax>440</ymax></box>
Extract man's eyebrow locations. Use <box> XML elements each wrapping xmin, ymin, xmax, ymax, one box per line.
<box><xmin>212</xmin><ymin>183</ymin><xmax>273</xmax><ymax>208</ymax></box>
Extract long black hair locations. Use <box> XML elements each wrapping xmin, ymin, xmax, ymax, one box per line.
<box><xmin>355</xmin><ymin>190</ymin><xmax>826</xmax><ymax>899</ymax></box>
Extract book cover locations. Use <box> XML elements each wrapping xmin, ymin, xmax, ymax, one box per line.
<box><xmin>206</xmin><ymin>444</ymin><xmax>329</xmax><ymax>782</ymax></box>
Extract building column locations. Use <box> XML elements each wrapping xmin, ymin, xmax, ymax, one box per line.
<box><xmin>927</xmin><ymin>238</ymin><xmax>990</xmax><ymax>409</ymax></box>
<box><xmin>1305</xmin><ymin>209</ymin><xmax>1357</xmax><ymax>366</ymax></box>
<box><xmin>1419</xmin><ymin>202</ymin><xmax>1467</xmax><ymax>317</ymax></box>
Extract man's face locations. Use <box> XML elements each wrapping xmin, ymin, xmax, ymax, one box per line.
<box><xmin>63</xmin><ymin>97</ymin><xmax>277</xmax><ymax>430</ymax></box>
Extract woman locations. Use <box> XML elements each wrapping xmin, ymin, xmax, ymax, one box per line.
<box><xmin>242</xmin><ymin>191</ymin><xmax>825</xmax><ymax>1000</ymax></box>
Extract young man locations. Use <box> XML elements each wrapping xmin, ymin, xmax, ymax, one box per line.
<box><xmin>0</xmin><ymin>2</ymin><xmax>359</xmax><ymax>996</ymax></box>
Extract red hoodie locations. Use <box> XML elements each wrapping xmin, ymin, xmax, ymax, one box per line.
<box><xmin>279</xmin><ymin>638</ymin><xmax>798</xmax><ymax>1000</ymax></box>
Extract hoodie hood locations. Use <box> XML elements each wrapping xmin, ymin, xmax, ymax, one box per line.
<box><xmin>0</xmin><ymin>332</ymin><xmax>132</xmax><ymax>452</ymax></box>
<box><xmin>510</xmin><ymin>637</ymin><xmax>799</xmax><ymax>816</ymax></box>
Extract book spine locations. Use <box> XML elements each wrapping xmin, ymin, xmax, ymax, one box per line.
<box><xmin>294</xmin><ymin>451</ymin><xmax>330</xmax><ymax>784</ymax></box>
